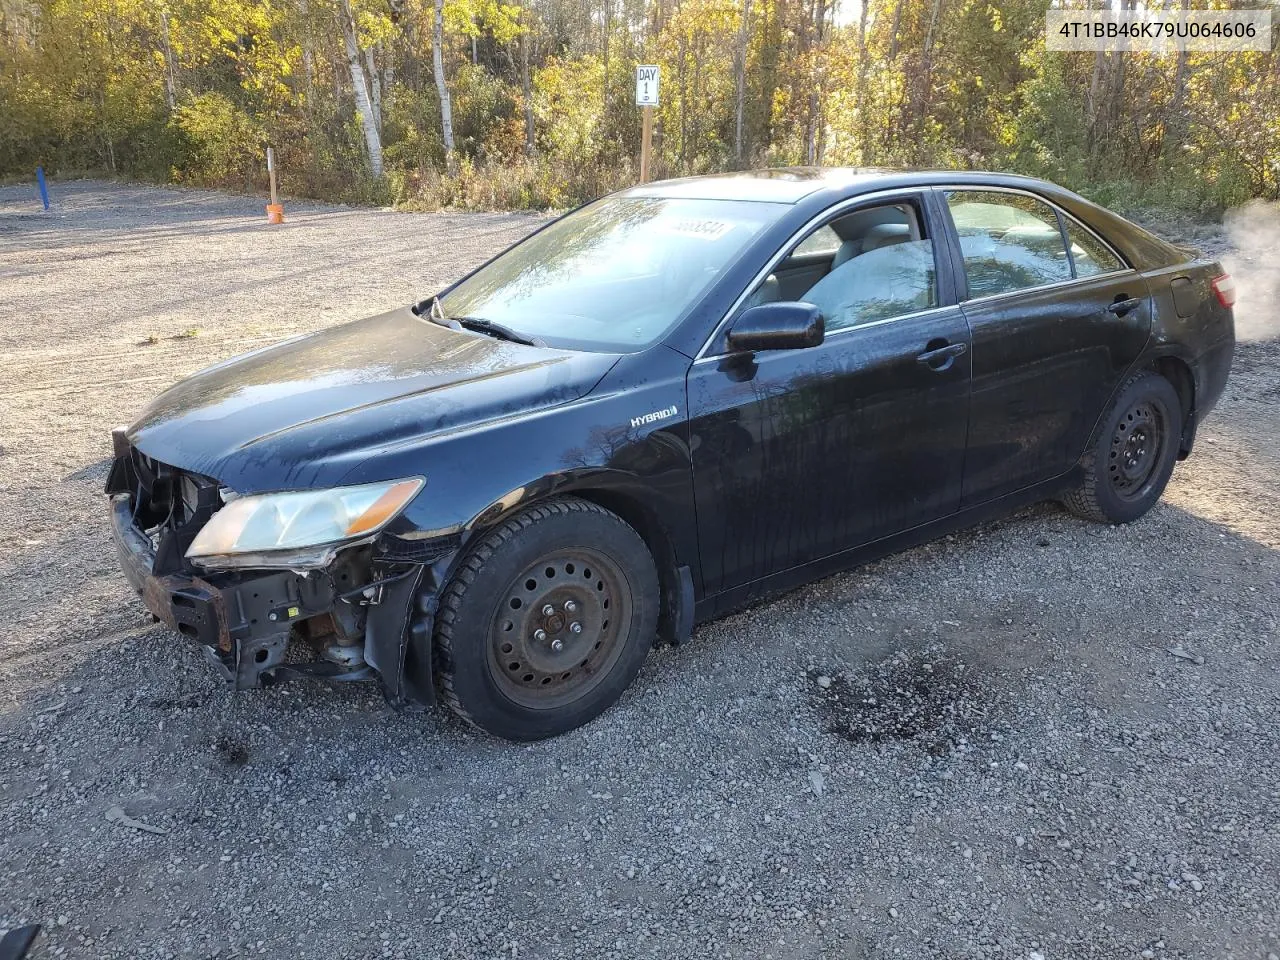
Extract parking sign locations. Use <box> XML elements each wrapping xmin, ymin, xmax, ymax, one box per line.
<box><xmin>636</xmin><ymin>66</ymin><xmax>660</xmax><ymax>106</ymax></box>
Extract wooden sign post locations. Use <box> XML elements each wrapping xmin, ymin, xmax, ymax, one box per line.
<box><xmin>635</xmin><ymin>65</ymin><xmax>660</xmax><ymax>183</ymax></box>
<box><xmin>266</xmin><ymin>146</ymin><xmax>284</xmax><ymax>224</ymax></box>
<box><xmin>267</xmin><ymin>147</ymin><xmax>278</xmax><ymax>206</ymax></box>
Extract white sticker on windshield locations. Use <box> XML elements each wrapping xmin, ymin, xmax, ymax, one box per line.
<box><xmin>658</xmin><ymin>218</ymin><xmax>735</xmax><ymax>241</ymax></box>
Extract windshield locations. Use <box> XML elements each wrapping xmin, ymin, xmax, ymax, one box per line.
<box><xmin>438</xmin><ymin>196</ymin><xmax>785</xmax><ymax>352</ymax></box>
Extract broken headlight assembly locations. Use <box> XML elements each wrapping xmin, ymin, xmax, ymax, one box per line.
<box><xmin>185</xmin><ymin>478</ymin><xmax>424</xmax><ymax>570</ymax></box>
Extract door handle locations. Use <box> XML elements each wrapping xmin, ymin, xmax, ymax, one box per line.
<box><xmin>1108</xmin><ymin>296</ymin><xmax>1143</xmax><ymax>315</ymax></box>
<box><xmin>916</xmin><ymin>341</ymin><xmax>968</xmax><ymax>371</ymax></box>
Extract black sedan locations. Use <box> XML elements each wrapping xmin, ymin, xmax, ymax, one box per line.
<box><xmin>106</xmin><ymin>168</ymin><xmax>1236</xmax><ymax>740</ymax></box>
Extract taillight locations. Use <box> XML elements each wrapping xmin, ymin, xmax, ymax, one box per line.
<box><xmin>1211</xmin><ymin>273</ymin><xmax>1236</xmax><ymax>308</ymax></box>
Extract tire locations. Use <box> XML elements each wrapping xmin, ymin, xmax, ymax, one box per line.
<box><xmin>1061</xmin><ymin>371</ymin><xmax>1183</xmax><ymax>524</ymax></box>
<box><xmin>434</xmin><ymin>497</ymin><xmax>659</xmax><ymax>741</ymax></box>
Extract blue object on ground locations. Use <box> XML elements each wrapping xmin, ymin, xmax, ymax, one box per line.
<box><xmin>36</xmin><ymin>167</ymin><xmax>50</xmax><ymax>211</ymax></box>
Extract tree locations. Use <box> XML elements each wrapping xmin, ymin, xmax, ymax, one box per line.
<box><xmin>339</xmin><ymin>0</ymin><xmax>385</xmax><ymax>176</ymax></box>
<box><xmin>732</xmin><ymin>0</ymin><xmax>750</xmax><ymax>163</ymax></box>
<box><xmin>433</xmin><ymin>0</ymin><xmax>457</xmax><ymax>169</ymax></box>
<box><xmin>0</xmin><ymin>0</ymin><xmax>1274</xmax><ymax>212</ymax></box>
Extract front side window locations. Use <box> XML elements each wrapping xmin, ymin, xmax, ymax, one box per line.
<box><xmin>946</xmin><ymin>190</ymin><xmax>1071</xmax><ymax>298</ymax></box>
<box><xmin>440</xmin><ymin>196</ymin><xmax>784</xmax><ymax>352</ymax></box>
<box><xmin>1064</xmin><ymin>217</ymin><xmax>1125</xmax><ymax>277</ymax></box>
<box><xmin>743</xmin><ymin>200</ymin><xmax>939</xmax><ymax>332</ymax></box>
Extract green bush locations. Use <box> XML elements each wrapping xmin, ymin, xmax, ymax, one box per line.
<box><xmin>382</xmin><ymin>89</ymin><xmax>447</xmax><ymax>175</ymax></box>
<box><xmin>170</xmin><ymin>92</ymin><xmax>264</xmax><ymax>188</ymax></box>
<box><xmin>399</xmin><ymin>156</ymin><xmax>634</xmax><ymax>212</ymax></box>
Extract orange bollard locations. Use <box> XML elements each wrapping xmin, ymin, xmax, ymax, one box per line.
<box><xmin>266</xmin><ymin>203</ymin><xmax>284</xmax><ymax>224</ymax></box>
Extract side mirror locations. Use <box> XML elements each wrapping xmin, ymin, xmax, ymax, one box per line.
<box><xmin>725</xmin><ymin>302</ymin><xmax>825</xmax><ymax>353</ymax></box>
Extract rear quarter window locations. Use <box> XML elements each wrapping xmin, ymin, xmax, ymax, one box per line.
<box><xmin>1064</xmin><ymin>218</ymin><xmax>1124</xmax><ymax>277</ymax></box>
<box><xmin>793</xmin><ymin>226</ymin><xmax>841</xmax><ymax>258</ymax></box>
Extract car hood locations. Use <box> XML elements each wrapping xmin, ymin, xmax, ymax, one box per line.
<box><xmin>128</xmin><ymin>307</ymin><xmax>621</xmax><ymax>491</ymax></box>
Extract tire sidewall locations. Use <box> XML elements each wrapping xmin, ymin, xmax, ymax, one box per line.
<box><xmin>1092</xmin><ymin>374</ymin><xmax>1183</xmax><ymax>524</ymax></box>
<box><xmin>441</xmin><ymin>507</ymin><xmax>659</xmax><ymax>741</ymax></box>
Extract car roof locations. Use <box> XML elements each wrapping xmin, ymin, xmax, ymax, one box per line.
<box><xmin>621</xmin><ymin>167</ymin><xmax>1068</xmax><ymax>205</ymax></box>
<box><xmin>620</xmin><ymin>168</ymin><xmax>892</xmax><ymax>203</ymax></box>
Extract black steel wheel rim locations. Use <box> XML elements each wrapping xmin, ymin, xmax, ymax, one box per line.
<box><xmin>487</xmin><ymin>547</ymin><xmax>632</xmax><ymax>710</ymax></box>
<box><xmin>1108</xmin><ymin>399</ymin><xmax>1166</xmax><ymax>501</ymax></box>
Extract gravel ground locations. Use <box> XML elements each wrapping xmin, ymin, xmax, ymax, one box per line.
<box><xmin>1</xmin><ymin>180</ymin><xmax>1277</xmax><ymax>960</ymax></box>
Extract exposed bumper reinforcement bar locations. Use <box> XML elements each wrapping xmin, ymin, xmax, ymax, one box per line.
<box><xmin>109</xmin><ymin>495</ymin><xmax>432</xmax><ymax>700</ymax></box>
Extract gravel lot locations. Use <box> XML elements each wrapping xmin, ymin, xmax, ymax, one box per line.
<box><xmin>1</xmin><ymin>180</ymin><xmax>1277</xmax><ymax>960</ymax></box>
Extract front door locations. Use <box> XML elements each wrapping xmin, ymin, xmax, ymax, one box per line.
<box><xmin>687</xmin><ymin>193</ymin><xmax>972</xmax><ymax>596</ymax></box>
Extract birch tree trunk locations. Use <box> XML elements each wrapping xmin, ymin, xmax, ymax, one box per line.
<box><xmin>522</xmin><ymin>27</ymin><xmax>535</xmax><ymax>156</ymax></box>
<box><xmin>678</xmin><ymin>27</ymin><xmax>687</xmax><ymax>169</ymax></box>
<box><xmin>602</xmin><ymin>0</ymin><xmax>611</xmax><ymax>115</ymax></box>
<box><xmin>855</xmin><ymin>0</ymin><xmax>870</xmax><ymax>161</ymax></box>
<box><xmin>1087</xmin><ymin>0</ymin><xmax>1110</xmax><ymax>143</ymax></box>
<box><xmin>159</xmin><ymin>9</ymin><xmax>177</xmax><ymax>110</ymax></box>
<box><xmin>1097</xmin><ymin>0</ymin><xmax>1133</xmax><ymax>152</ymax></box>
<box><xmin>301</xmin><ymin>0</ymin><xmax>314</xmax><ymax>96</ymax></box>
<box><xmin>339</xmin><ymin>0</ymin><xmax>384</xmax><ymax>177</ymax></box>
<box><xmin>733</xmin><ymin>0</ymin><xmax>751</xmax><ymax>164</ymax></box>
<box><xmin>365</xmin><ymin>46</ymin><xmax>382</xmax><ymax>133</ymax></box>
<box><xmin>912</xmin><ymin>0</ymin><xmax>944</xmax><ymax>160</ymax></box>
<box><xmin>1166</xmin><ymin>0</ymin><xmax>1191</xmax><ymax>149</ymax></box>
<box><xmin>433</xmin><ymin>0</ymin><xmax>457</xmax><ymax>171</ymax></box>
<box><xmin>803</xmin><ymin>0</ymin><xmax>825</xmax><ymax>164</ymax></box>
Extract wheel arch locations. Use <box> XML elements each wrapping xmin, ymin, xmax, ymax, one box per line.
<box><xmin>570</xmin><ymin>487</ymin><xmax>691</xmax><ymax>645</ymax></box>
<box><xmin>1146</xmin><ymin>350</ymin><xmax>1197</xmax><ymax>458</ymax></box>
<box><xmin>1079</xmin><ymin>349</ymin><xmax>1198</xmax><ymax>471</ymax></box>
<box><xmin>456</xmin><ymin>472</ymin><xmax>696</xmax><ymax>648</ymax></box>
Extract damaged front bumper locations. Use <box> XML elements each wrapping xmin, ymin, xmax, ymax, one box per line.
<box><xmin>109</xmin><ymin>494</ymin><xmax>440</xmax><ymax>705</ymax></box>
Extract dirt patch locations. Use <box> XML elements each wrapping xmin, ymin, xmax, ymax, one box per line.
<box><xmin>212</xmin><ymin>734</ymin><xmax>250</xmax><ymax>767</ymax></box>
<box><xmin>809</xmin><ymin>648</ymin><xmax>995</xmax><ymax>753</ymax></box>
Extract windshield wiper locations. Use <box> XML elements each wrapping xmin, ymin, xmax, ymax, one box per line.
<box><xmin>416</xmin><ymin>295</ymin><xmax>459</xmax><ymax>329</ymax></box>
<box><xmin>454</xmin><ymin>316</ymin><xmax>546</xmax><ymax>348</ymax></box>
<box><xmin>416</xmin><ymin>298</ymin><xmax>544</xmax><ymax>347</ymax></box>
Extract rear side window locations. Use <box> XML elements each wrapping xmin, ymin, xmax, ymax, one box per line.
<box><xmin>1064</xmin><ymin>217</ymin><xmax>1125</xmax><ymax>276</ymax></box>
<box><xmin>946</xmin><ymin>191</ymin><xmax>1071</xmax><ymax>298</ymax></box>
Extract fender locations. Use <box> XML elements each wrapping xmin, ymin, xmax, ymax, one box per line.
<box><xmin>430</xmin><ymin>461</ymin><xmax>698</xmax><ymax>631</ymax></box>
<box><xmin>373</xmin><ymin>463</ymin><xmax>698</xmax><ymax>706</ymax></box>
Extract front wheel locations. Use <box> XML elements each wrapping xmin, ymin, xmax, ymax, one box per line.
<box><xmin>1061</xmin><ymin>371</ymin><xmax>1183</xmax><ymax>524</ymax></box>
<box><xmin>434</xmin><ymin>498</ymin><xmax>659</xmax><ymax>741</ymax></box>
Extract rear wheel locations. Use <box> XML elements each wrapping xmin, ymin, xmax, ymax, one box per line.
<box><xmin>1062</xmin><ymin>371</ymin><xmax>1183</xmax><ymax>524</ymax></box>
<box><xmin>434</xmin><ymin>497</ymin><xmax>659</xmax><ymax>741</ymax></box>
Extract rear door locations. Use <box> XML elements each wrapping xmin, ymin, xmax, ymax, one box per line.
<box><xmin>687</xmin><ymin>191</ymin><xmax>972</xmax><ymax>596</ymax></box>
<box><xmin>940</xmin><ymin>189</ymin><xmax>1152</xmax><ymax>506</ymax></box>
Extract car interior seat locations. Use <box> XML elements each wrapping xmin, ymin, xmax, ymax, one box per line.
<box><xmin>831</xmin><ymin>216</ymin><xmax>916</xmax><ymax>269</ymax></box>
<box><xmin>803</xmin><ymin>240</ymin><xmax>936</xmax><ymax>330</ymax></box>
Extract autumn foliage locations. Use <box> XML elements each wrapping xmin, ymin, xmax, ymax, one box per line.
<box><xmin>1</xmin><ymin>0</ymin><xmax>1276</xmax><ymax>212</ymax></box>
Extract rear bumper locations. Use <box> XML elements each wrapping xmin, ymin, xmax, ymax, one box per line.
<box><xmin>1195</xmin><ymin>334</ymin><xmax>1234</xmax><ymax>421</ymax></box>
<box><xmin>1178</xmin><ymin>334</ymin><xmax>1234</xmax><ymax>458</ymax></box>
